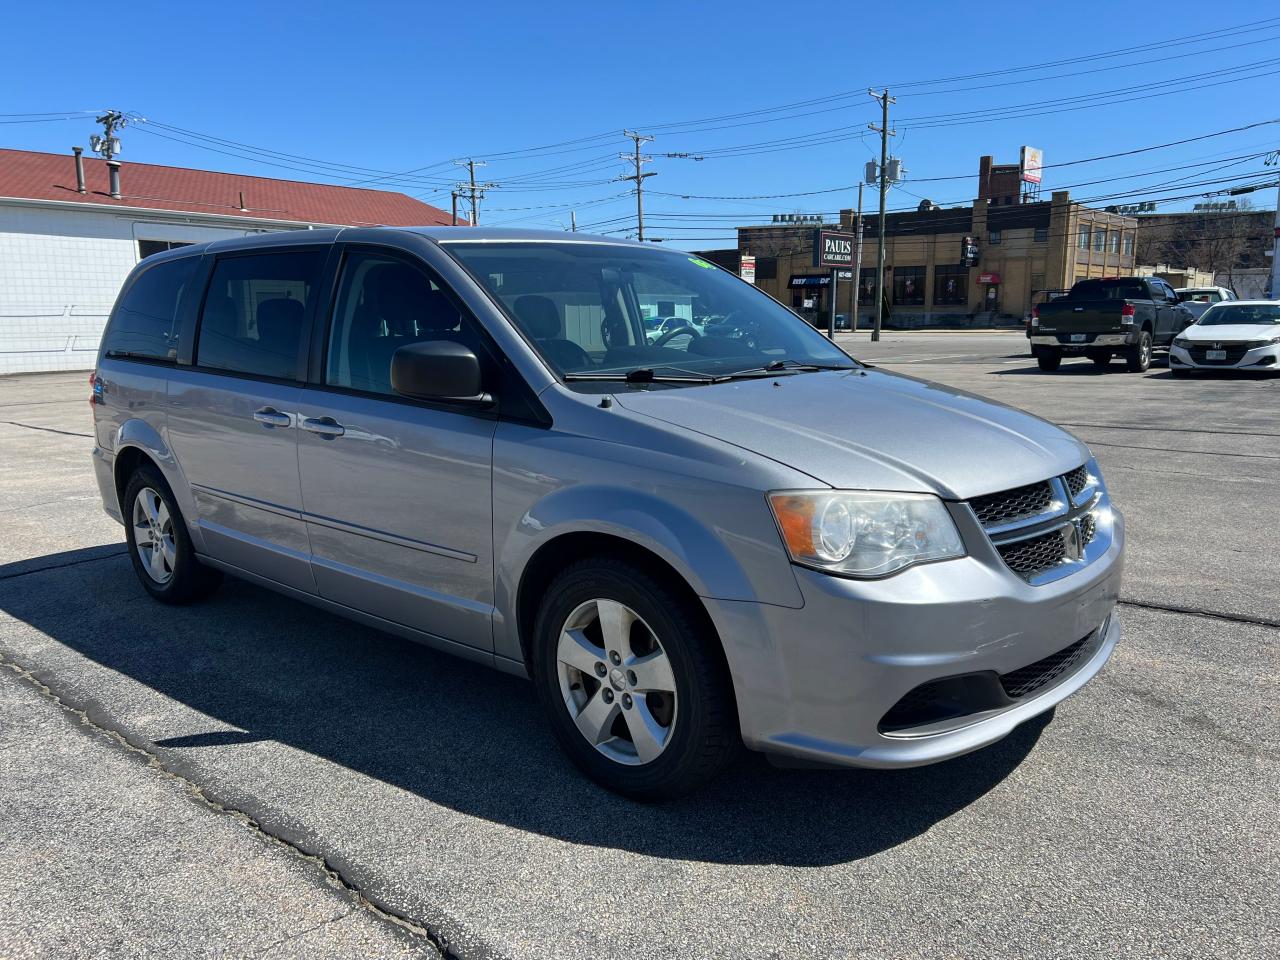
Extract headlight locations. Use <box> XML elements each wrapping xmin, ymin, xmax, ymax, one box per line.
<box><xmin>768</xmin><ymin>490</ymin><xmax>965</xmax><ymax>578</ymax></box>
<box><xmin>1255</xmin><ymin>335</ymin><xmax>1280</xmax><ymax>347</ymax></box>
<box><xmin>1173</xmin><ymin>337</ymin><xmax>1192</xmax><ymax>348</ymax></box>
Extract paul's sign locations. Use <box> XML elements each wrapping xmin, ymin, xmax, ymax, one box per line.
<box><xmin>812</xmin><ymin>229</ymin><xmax>857</xmax><ymax>269</ymax></box>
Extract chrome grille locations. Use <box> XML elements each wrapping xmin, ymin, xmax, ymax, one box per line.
<box><xmin>1080</xmin><ymin>512</ymin><xmax>1097</xmax><ymax>545</ymax></box>
<box><xmin>1064</xmin><ymin>465</ymin><xmax>1089</xmax><ymax>499</ymax></box>
<box><xmin>997</xmin><ymin>529</ymin><xmax>1068</xmax><ymax>579</ymax></box>
<box><xmin>967</xmin><ymin>462</ymin><xmax>1107</xmax><ymax>585</ymax></box>
<box><xmin>969</xmin><ymin>480</ymin><xmax>1053</xmax><ymax>527</ymax></box>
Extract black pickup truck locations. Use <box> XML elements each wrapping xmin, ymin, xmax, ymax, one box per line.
<box><xmin>1028</xmin><ymin>276</ymin><xmax>1196</xmax><ymax>372</ymax></box>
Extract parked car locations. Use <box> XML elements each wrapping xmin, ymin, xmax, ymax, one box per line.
<box><xmin>1175</xmin><ymin>286</ymin><xmax>1237</xmax><ymax>321</ymax></box>
<box><xmin>645</xmin><ymin>315</ymin><xmax>701</xmax><ymax>344</ymax></box>
<box><xmin>91</xmin><ymin>228</ymin><xmax>1123</xmax><ymax>799</ymax></box>
<box><xmin>1028</xmin><ymin>276</ymin><xmax>1195</xmax><ymax>372</ymax></box>
<box><xmin>1169</xmin><ymin>300</ymin><xmax>1280</xmax><ymax>376</ymax></box>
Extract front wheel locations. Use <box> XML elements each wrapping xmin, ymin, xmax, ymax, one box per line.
<box><xmin>1034</xmin><ymin>347</ymin><xmax>1061</xmax><ymax>372</ymax></box>
<box><xmin>123</xmin><ymin>465</ymin><xmax>222</xmax><ymax>604</ymax></box>
<box><xmin>1125</xmin><ymin>330</ymin><xmax>1152</xmax><ymax>372</ymax></box>
<box><xmin>532</xmin><ymin>557</ymin><xmax>739</xmax><ymax>800</ymax></box>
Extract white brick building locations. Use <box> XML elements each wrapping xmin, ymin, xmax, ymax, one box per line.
<box><xmin>0</xmin><ymin>148</ymin><xmax>455</xmax><ymax>374</ymax></box>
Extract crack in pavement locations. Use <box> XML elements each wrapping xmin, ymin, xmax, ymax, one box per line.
<box><xmin>1086</xmin><ymin>440</ymin><xmax>1280</xmax><ymax>461</ymax></box>
<box><xmin>0</xmin><ymin>420</ymin><xmax>94</xmax><ymax>439</ymax></box>
<box><xmin>1119</xmin><ymin>599</ymin><xmax>1280</xmax><ymax>630</ymax></box>
<box><xmin>250</xmin><ymin>907</ymin><xmax>354</xmax><ymax>959</ymax></box>
<box><xmin>0</xmin><ymin>652</ymin><xmax>456</xmax><ymax>960</ymax></box>
<box><xmin>1058</xmin><ymin>422</ymin><xmax>1280</xmax><ymax>439</ymax></box>
<box><xmin>0</xmin><ymin>547</ymin><xmax>127</xmax><ymax>582</ymax></box>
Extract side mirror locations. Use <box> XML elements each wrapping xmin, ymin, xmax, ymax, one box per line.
<box><xmin>391</xmin><ymin>341</ymin><xmax>489</xmax><ymax>403</ymax></box>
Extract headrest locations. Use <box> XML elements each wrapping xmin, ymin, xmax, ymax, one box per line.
<box><xmin>513</xmin><ymin>295</ymin><xmax>561</xmax><ymax>339</ymax></box>
<box><xmin>372</xmin><ymin>263</ymin><xmax>447</xmax><ymax>333</ymax></box>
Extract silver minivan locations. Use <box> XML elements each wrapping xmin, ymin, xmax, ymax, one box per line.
<box><xmin>91</xmin><ymin>228</ymin><xmax>1123</xmax><ymax>799</ymax></box>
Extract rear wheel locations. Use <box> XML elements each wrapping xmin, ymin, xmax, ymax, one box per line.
<box><xmin>1034</xmin><ymin>347</ymin><xmax>1061</xmax><ymax>372</ymax></box>
<box><xmin>123</xmin><ymin>465</ymin><xmax>222</xmax><ymax>604</ymax></box>
<box><xmin>532</xmin><ymin>557</ymin><xmax>739</xmax><ymax>800</ymax></box>
<box><xmin>1125</xmin><ymin>330</ymin><xmax>1152</xmax><ymax>372</ymax></box>
<box><xmin>1087</xmin><ymin>349</ymin><xmax>1112</xmax><ymax>370</ymax></box>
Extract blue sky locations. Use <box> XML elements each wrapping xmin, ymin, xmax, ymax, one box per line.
<box><xmin>3</xmin><ymin>0</ymin><xmax>1277</xmax><ymax>248</ymax></box>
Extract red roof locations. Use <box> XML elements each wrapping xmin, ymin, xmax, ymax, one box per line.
<box><xmin>0</xmin><ymin>147</ymin><xmax>455</xmax><ymax>227</ymax></box>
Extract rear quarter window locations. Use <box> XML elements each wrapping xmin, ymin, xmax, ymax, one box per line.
<box><xmin>103</xmin><ymin>256</ymin><xmax>200</xmax><ymax>361</ymax></box>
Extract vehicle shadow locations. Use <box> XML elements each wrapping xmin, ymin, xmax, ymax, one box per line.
<box><xmin>0</xmin><ymin>548</ymin><xmax>1050</xmax><ymax>868</ymax></box>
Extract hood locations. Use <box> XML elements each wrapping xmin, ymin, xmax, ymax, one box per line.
<box><xmin>613</xmin><ymin>369</ymin><xmax>1089</xmax><ymax>500</ymax></box>
<box><xmin>1182</xmin><ymin>323</ymin><xmax>1278</xmax><ymax>342</ymax></box>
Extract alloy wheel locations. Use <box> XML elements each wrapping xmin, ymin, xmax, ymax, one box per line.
<box><xmin>556</xmin><ymin>598</ymin><xmax>678</xmax><ymax>765</ymax></box>
<box><xmin>132</xmin><ymin>487</ymin><xmax>176</xmax><ymax>585</ymax></box>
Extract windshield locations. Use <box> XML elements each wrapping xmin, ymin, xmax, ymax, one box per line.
<box><xmin>442</xmin><ymin>241</ymin><xmax>856</xmax><ymax>381</ymax></box>
<box><xmin>1067</xmin><ymin>279</ymin><xmax>1147</xmax><ymax>301</ymax></box>
<box><xmin>1196</xmin><ymin>304</ymin><xmax>1280</xmax><ymax>326</ymax></box>
<box><xmin>1178</xmin><ymin>289</ymin><xmax>1222</xmax><ymax>304</ymax></box>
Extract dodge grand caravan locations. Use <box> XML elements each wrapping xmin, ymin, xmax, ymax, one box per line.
<box><xmin>91</xmin><ymin>228</ymin><xmax>1124</xmax><ymax>799</ymax></box>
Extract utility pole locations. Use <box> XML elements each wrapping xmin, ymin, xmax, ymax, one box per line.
<box><xmin>1268</xmin><ymin>151</ymin><xmax>1280</xmax><ymax>300</ymax></box>
<box><xmin>852</xmin><ymin>181</ymin><xmax>865</xmax><ymax>333</ymax></box>
<box><xmin>90</xmin><ymin>111</ymin><xmax>126</xmax><ymax>160</ymax></box>
<box><xmin>454</xmin><ymin>159</ymin><xmax>496</xmax><ymax>226</ymax></box>
<box><xmin>570</xmin><ymin>210</ymin><xmax>577</xmax><ymax>232</ymax></box>
<box><xmin>451</xmin><ymin>190</ymin><xmax>459</xmax><ymax>226</ymax></box>
<box><xmin>868</xmin><ymin>89</ymin><xmax>896</xmax><ymax>342</ymax></box>
<box><xmin>618</xmin><ymin>130</ymin><xmax>656</xmax><ymax>241</ymax></box>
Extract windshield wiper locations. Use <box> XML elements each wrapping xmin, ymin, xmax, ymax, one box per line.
<box><xmin>563</xmin><ymin>367</ymin><xmax>727</xmax><ymax>384</ymax></box>
<box><xmin>728</xmin><ymin>359</ymin><xmax>860</xmax><ymax>376</ymax></box>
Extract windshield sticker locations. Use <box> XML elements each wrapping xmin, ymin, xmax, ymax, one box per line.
<box><xmin>688</xmin><ymin>257</ymin><xmax>715</xmax><ymax>269</ymax></box>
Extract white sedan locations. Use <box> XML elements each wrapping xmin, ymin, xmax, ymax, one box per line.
<box><xmin>1169</xmin><ymin>301</ymin><xmax>1280</xmax><ymax>376</ymax></box>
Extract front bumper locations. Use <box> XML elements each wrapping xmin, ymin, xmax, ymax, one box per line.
<box><xmin>1168</xmin><ymin>342</ymin><xmax>1280</xmax><ymax>371</ymax></box>
<box><xmin>705</xmin><ymin>505</ymin><xmax>1124</xmax><ymax>769</ymax></box>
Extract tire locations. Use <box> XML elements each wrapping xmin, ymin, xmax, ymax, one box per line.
<box><xmin>1125</xmin><ymin>330</ymin><xmax>1152</xmax><ymax>373</ymax></box>
<box><xmin>1034</xmin><ymin>347</ymin><xmax>1061</xmax><ymax>372</ymax></box>
<box><xmin>532</xmin><ymin>556</ymin><xmax>739</xmax><ymax>800</ymax></box>
<box><xmin>1087</xmin><ymin>349</ymin><xmax>1111</xmax><ymax>370</ymax></box>
<box><xmin>123</xmin><ymin>464</ymin><xmax>222</xmax><ymax>604</ymax></box>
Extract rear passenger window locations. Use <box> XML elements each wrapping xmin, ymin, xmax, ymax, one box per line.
<box><xmin>196</xmin><ymin>251</ymin><xmax>323</xmax><ymax>380</ymax></box>
<box><xmin>104</xmin><ymin>257</ymin><xmax>198</xmax><ymax>361</ymax></box>
<box><xmin>325</xmin><ymin>250</ymin><xmax>476</xmax><ymax>396</ymax></box>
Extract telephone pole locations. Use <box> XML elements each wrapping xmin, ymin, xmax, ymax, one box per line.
<box><xmin>1268</xmin><ymin>150</ymin><xmax>1279</xmax><ymax>300</ymax></box>
<box><xmin>90</xmin><ymin>111</ymin><xmax>127</xmax><ymax>160</ymax></box>
<box><xmin>852</xmin><ymin>181</ymin><xmax>865</xmax><ymax>333</ymax></box>
<box><xmin>618</xmin><ymin>130</ymin><xmax>656</xmax><ymax>241</ymax></box>
<box><xmin>868</xmin><ymin>89</ymin><xmax>895</xmax><ymax>342</ymax></box>
<box><xmin>454</xmin><ymin>159</ymin><xmax>496</xmax><ymax>226</ymax></box>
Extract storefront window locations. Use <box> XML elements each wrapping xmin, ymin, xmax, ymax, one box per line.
<box><xmin>893</xmin><ymin>266</ymin><xmax>925</xmax><ymax>305</ymax></box>
<box><xmin>857</xmin><ymin>267</ymin><xmax>878</xmax><ymax>304</ymax></box>
<box><xmin>933</xmin><ymin>265</ymin><xmax>967</xmax><ymax>305</ymax></box>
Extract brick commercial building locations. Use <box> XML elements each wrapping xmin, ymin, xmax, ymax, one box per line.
<box><xmin>0</xmin><ymin>148</ymin><xmax>455</xmax><ymax>373</ymax></box>
<box><xmin>723</xmin><ymin>155</ymin><xmax>1139</xmax><ymax>329</ymax></box>
<box><xmin>1132</xmin><ymin>203</ymin><xmax>1275</xmax><ymax>298</ymax></box>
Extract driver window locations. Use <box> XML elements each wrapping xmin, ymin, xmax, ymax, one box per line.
<box><xmin>325</xmin><ymin>250</ymin><xmax>472</xmax><ymax>396</ymax></box>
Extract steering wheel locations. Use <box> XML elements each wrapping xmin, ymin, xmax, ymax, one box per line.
<box><xmin>653</xmin><ymin>325</ymin><xmax>701</xmax><ymax>348</ymax></box>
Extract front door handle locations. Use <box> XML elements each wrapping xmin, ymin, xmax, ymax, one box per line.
<box><xmin>252</xmin><ymin>407</ymin><xmax>292</xmax><ymax>428</ymax></box>
<box><xmin>299</xmin><ymin>416</ymin><xmax>345</xmax><ymax>438</ymax></box>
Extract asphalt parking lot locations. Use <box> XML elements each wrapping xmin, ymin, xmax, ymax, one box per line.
<box><xmin>1</xmin><ymin>332</ymin><xmax>1277</xmax><ymax>960</ymax></box>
